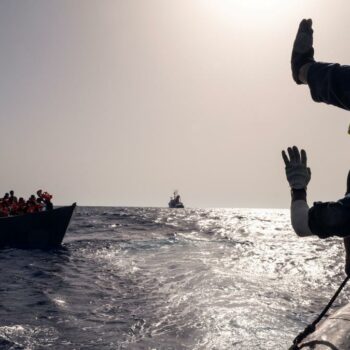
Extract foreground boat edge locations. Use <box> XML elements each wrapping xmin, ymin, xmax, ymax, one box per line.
<box><xmin>0</xmin><ymin>203</ymin><xmax>76</xmax><ymax>249</ymax></box>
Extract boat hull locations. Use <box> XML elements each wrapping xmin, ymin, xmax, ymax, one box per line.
<box><xmin>168</xmin><ymin>202</ymin><xmax>185</xmax><ymax>208</ymax></box>
<box><xmin>299</xmin><ymin>302</ymin><xmax>350</xmax><ymax>349</ymax></box>
<box><xmin>0</xmin><ymin>203</ymin><xmax>76</xmax><ymax>249</ymax></box>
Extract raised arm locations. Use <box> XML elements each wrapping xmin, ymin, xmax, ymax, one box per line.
<box><xmin>292</xmin><ymin>19</ymin><xmax>350</xmax><ymax>111</ymax></box>
<box><xmin>282</xmin><ymin>146</ymin><xmax>313</xmax><ymax>236</ymax></box>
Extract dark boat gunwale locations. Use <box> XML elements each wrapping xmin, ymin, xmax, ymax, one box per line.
<box><xmin>0</xmin><ymin>203</ymin><xmax>76</xmax><ymax>249</ymax></box>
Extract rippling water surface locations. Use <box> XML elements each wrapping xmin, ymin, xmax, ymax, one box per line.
<box><xmin>0</xmin><ymin>207</ymin><xmax>348</xmax><ymax>349</ymax></box>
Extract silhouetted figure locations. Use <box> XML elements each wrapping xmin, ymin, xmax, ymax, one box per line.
<box><xmin>9</xmin><ymin>190</ymin><xmax>17</xmax><ymax>203</ymax></box>
<box><xmin>44</xmin><ymin>197</ymin><xmax>53</xmax><ymax>211</ymax></box>
<box><xmin>292</xmin><ymin>19</ymin><xmax>350</xmax><ymax>111</ymax></box>
<box><xmin>17</xmin><ymin>197</ymin><xmax>26</xmax><ymax>215</ymax></box>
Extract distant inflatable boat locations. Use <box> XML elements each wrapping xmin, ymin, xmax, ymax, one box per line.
<box><xmin>0</xmin><ymin>203</ymin><xmax>76</xmax><ymax>249</ymax></box>
<box><xmin>299</xmin><ymin>302</ymin><xmax>350</xmax><ymax>349</ymax></box>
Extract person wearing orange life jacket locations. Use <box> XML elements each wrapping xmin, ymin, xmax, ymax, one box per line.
<box><xmin>2</xmin><ymin>193</ymin><xmax>9</xmax><ymax>205</ymax></box>
<box><xmin>37</xmin><ymin>189</ymin><xmax>53</xmax><ymax>211</ymax></box>
<box><xmin>0</xmin><ymin>207</ymin><xmax>9</xmax><ymax>217</ymax></box>
<box><xmin>9</xmin><ymin>190</ymin><xmax>17</xmax><ymax>203</ymax></box>
<box><xmin>26</xmin><ymin>195</ymin><xmax>41</xmax><ymax>213</ymax></box>
<box><xmin>17</xmin><ymin>197</ymin><xmax>26</xmax><ymax>215</ymax></box>
<box><xmin>8</xmin><ymin>191</ymin><xmax>18</xmax><ymax>215</ymax></box>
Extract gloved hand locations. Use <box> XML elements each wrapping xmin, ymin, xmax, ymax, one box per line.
<box><xmin>282</xmin><ymin>146</ymin><xmax>311</xmax><ymax>190</ymax></box>
<box><xmin>291</xmin><ymin>19</ymin><xmax>315</xmax><ymax>84</ymax></box>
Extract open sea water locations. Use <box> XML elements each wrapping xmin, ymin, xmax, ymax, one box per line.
<box><xmin>0</xmin><ymin>207</ymin><xmax>348</xmax><ymax>350</ymax></box>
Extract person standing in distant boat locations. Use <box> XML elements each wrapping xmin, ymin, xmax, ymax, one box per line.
<box><xmin>37</xmin><ymin>189</ymin><xmax>53</xmax><ymax>211</ymax></box>
<box><xmin>292</xmin><ymin>19</ymin><xmax>350</xmax><ymax>111</ymax></box>
<box><xmin>9</xmin><ymin>190</ymin><xmax>17</xmax><ymax>203</ymax></box>
<box><xmin>43</xmin><ymin>195</ymin><xmax>53</xmax><ymax>211</ymax></box>
<box><xmin>282</xmin><ymin>146</ymin><xmax>350</xmax><ymax>275</ymax></box>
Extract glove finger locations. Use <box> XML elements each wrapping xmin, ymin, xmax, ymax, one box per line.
<box><xmin>287</xmin><ymin>147</ymin><xmax>295</xmax><ymax>163</ymax></box>
<box><xmin>293</xmin><ymin>145</ymin><xmax>301</xmax><ymax>163</ymax></box>
<box><xmin>294</xmin><ymin>19</ymin><xmax>314</xmax><ymax>54</ymax></box>
<box><xmin>282</xmin><ymin>150</ymin><xmax>290</xmax><ymax>166</ymax></box>
<box><xmin>305</xmin><ymin>19</ymin><xmax>313</xmax><ymax>34</ymax></box>
<box><xmin>307</xmin><ymin>167</ymin><xmax>311</xmax><ymax>177</ymax></box>
<box><xmin>298</xmin><ymin>18</ymin><xmax>313</xmax><ymax>34</ymax></box>
<box><xmin>301</xmin><ymin>149</ymin><xmax>307</xmax><ymax>166</ymax></box>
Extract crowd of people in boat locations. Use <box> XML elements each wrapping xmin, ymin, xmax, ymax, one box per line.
<box><xmin>0</xmin><ymin>190</ymin><xmax>53</xmax><ymax>217</ymax></box>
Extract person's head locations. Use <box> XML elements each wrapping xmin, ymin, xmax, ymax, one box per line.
<box><xmin>9</xmin><ymin>190</ymin><xmax>14</xmax><ymax>196</ymax></box>
<box><xmin>4</xmin><ymin>193</ymin><xmax>9</xmax><ymax>199</ymax></box>
<box><xmin>37</xmin><ymin>189</ymin><xmax>42</xmax><ymax>197</ymax></box>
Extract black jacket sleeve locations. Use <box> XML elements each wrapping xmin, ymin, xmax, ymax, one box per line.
<box><xmin>307</xmin><ymin>62</ymin><xmax>350</xmax><ymax>111</ymax></box>
<box><xmin>308</xmin><ymin>198</ymin><xmax>350</xmax><ymax>238</ymax></box>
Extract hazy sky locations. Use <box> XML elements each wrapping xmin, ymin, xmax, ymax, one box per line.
<box><xmin>1</xmin><ymin>0</ymin><xmax>350</xmax><ymax>208</ymax></box>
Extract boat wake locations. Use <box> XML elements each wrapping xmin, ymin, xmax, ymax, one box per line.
<box><xmin>0</xmin><ymin>207</ymin><xmax>349</xmax><ymax>349</ymax></box>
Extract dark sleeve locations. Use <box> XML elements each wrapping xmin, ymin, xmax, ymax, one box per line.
<box><xmin>307</xmin><ymin>62</ymin><xmax>350</xmax><ymax>110</ymax></box>
<box><xmin>308</xmin><ymin>201</ymin><xmax>350</xmax><ymax>238</ymax></box>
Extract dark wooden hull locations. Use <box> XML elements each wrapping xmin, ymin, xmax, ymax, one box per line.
<box><xmin>168</xmin><ymin>203</ymin><xmax>185</xmax><ymax>208</ymax></box>
<box><xmin>0</xmin><ymin>203</ymin><xmax>76</xmax><ymax>249</ymax></box>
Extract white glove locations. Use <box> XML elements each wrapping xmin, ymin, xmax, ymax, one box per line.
<box><xmin>282</xmin><ymin>146</ymin><xmax>311</xmax><ymax>189</ymax></box>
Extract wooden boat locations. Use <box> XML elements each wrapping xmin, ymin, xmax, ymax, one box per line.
<box><xmin>0</xmin><ymin>203</ymin><xmax>76</xmax><ymax>249</ymax></box>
